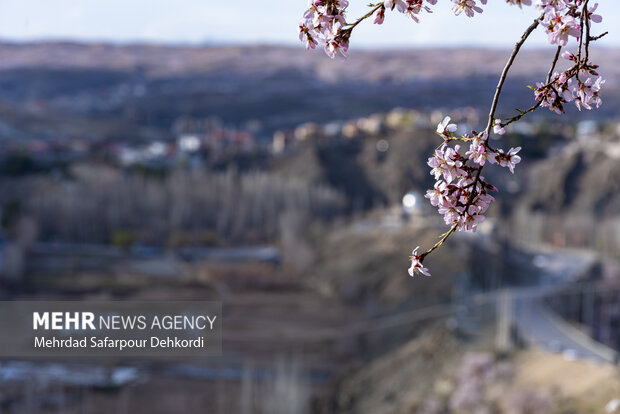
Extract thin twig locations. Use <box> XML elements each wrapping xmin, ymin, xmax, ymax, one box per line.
<box><xmin>546</xmin><ymin>45</ymin><xmax>563</xmax><ymax>83</ymax></box>
<box><xmin>466</xmin><ymin>16</ymin><xmax>542</xmax><ymax>210</ymax></box>
<box><xmin>503</xmin><ymin>45</ymin><xmax>562</xmax><ymax>128</ymax></box>
<box><xmin>584</xmin><ymin>0</ymin><xmax>591</xmax><ymax>63</ymax></box>
<box><xmin>420</xmin><ymin>224</ymin><xmax>458</xmax><ymax>261</ymax></box>
<box><xmin>589</xmin><ymin>31</ymin><xmax>608</xmax><ymax>41</ymax></box>
<box><xmin>485</xmin><ymin>14</ymin><xmax>543</xmax><ymax>133</ymax></box>
<box><xmin>345</xmin><ymin>3</ymin><xmax>384</xmax><ymax>31</ymax></box>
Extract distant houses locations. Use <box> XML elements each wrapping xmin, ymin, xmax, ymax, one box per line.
<box><xmin>0</xmin><ymin>108</ymin><xmax>615</xmax><ymax>173</ymax></box>
<box><xmin>270</xmin><ymin>107</ymin><xmax>487</xmax><ymax>154</ymax></box>
<box><xmin>111</xmin><ymin>117</ymin><xmax>260</xmax><ymax>168</ymax></box>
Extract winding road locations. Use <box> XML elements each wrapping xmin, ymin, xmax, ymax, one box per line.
<box><xmin>510</xmin><ymin>248</ymin><xmax>617</xmax><ymax>364</ymax></box>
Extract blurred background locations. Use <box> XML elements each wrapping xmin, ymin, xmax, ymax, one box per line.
<box><xmin>0</xmin><ymin>1</ymin><xmax>619</xmax><ymax>413</ymax></box>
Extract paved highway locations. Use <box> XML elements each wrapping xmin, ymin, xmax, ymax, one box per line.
<box><xmin>510</xmin><ymin>249</ymin><xmax>617</xmax><ymax>364</ymax></box>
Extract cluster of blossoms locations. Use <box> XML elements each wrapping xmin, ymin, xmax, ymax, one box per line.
<box><xmin>299</xmin><ymin>0</ymin><xmax>493</xmax><ymax>59</ymax></box>
<box><xmin>538</xmin><ymin>0</ymin><xmax>602</xmax><ymax>46</ymax></box>
<box><xmin>532</xmin><ymin>1</ymin><xmax>604</xmax><ymax>114</ymax></box>
<box><xmin>381</xmin><ymin>0</ymin><xmax>436</xmax><ymax>23</ymax></box>
<box><xmin>300</xmin><ymin>0</ymin><xmax>605</xmax><ymax>278</ymax></box>
<box><xmin>534</xmin><ymin>65</ymin><xmax>604</xmax><ymax>114</ymax></box>
<box><xmin>426</xmin><ymin>117</ymin><xmax>520</xmax><ymax>232</ymax></box>
<box><xmin>408</xmin><ymin>117</ymin><xmax>522</xmax><ymax>276</ymax></box>
<box><xmin>298</xmin><ymin>0</ymin><xmax>350</xmax><ymax>58</ymax></box>
<box><xmin>538</xmin><ymin>0</ymin><xmax>583</xmax><ymax>46</ymax></box>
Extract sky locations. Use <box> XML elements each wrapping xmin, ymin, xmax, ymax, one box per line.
<box><xmin>0</xmin><ymin>0</ymin><xmax>618</xmax><ymax>49</ymax></box>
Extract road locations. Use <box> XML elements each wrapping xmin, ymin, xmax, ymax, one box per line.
<box><xmin>510</xmin><ymin>248</ymin><xmax>618</xmax><ymax>364</ymax></box>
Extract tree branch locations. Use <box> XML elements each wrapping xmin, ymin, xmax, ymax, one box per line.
<box><xmin>420</xmin><ymin>14</ymin><xmax>542</xmax><ymax>262</ymax></box>
<box><xmin>502</xmin><ymin>45</ymin><xmax>562</xmax><ymax>128</ymax></box>
<box><xmin>485</xmin><ymin>14</ymin><xmax>543</xmax><ymax>133</ymax></box>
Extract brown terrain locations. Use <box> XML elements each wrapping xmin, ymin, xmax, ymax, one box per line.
<box><xmin>0</xmin><ymin>42</ymin><xmax>619</xmax><ymax>142</ymax></box>
<box><xmin>0</xmin><ymin>41</ymin><xmax>618</xmax><ymax>414</ymax></box>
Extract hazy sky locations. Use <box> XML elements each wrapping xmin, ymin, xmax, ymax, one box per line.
<box><xmin>0</xmin><ymin>1</ymin><xmax>618</xmax><ymax>48</ymax></box>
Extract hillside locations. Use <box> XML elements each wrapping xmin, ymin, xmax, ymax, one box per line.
<box><xmin>0</xmin><ymin>42</ymin><xmax>619</xmax><ymax>142</ymax></box>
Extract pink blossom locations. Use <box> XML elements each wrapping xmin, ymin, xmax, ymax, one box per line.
<box><xmin>451</xmin><ymin>0</ymin><xmax>483</xmax><ymax>17</ymax></box>
<box><xmin>400</xmin><ymin>0</ymin><xmax>434</xmax><ymax>22</ymax></box>
<box><xmin>495</xmin><ymin>147</ymin><xmax>521</xmax><ymax>173</ymax></box>
<box><xmin>425</xmin><ymin>180</ymin><xmax>448</xmax><ymax>207</ymax></box>
<box><xmin>493</xmin><ymin>119</ymin><xmax>506</xmax><ymax>135</ymax></box>
<box><xmin>436</xmin><ymin>116</ymin><xmax>457</xmax><ymax>135</ymax></box>
<box><xmin>571</xmin><ymin>72</ymin><xmax>605</xmax><ymax>111</ymax></box>
<box><xmin>298</xmin><ymin>23</ymin><xmax>318</xmax><ymax>50</ymax></box>
<box><xmin>299</xmin><ymin>0</ymin><xmax>350</xmax><ymax>59</ymax></box>
<box><xmin>385</xmin><ymin>0</ymin><xmax>408</xmax><ymax>12</ymax></box>
<box><xmin>466</xmin><ymin>133</ymin><xmax>490</xmax><ymax>166</ymax></box>
<box><xmin>506</xmin><ymin>0</ymin><xmax>532</xmax><ymax>9</ymax></box>
<box><xmin>561</xmin><ymin>51</ymin><xmax>575</xmax><ymax>61</ymax></box>
<box><xmin>539</xmin><ymin>8</ymin><xmax>581</xmax><ymax>46</ymax></box>
<box><xmin>587</xmin><ymin>3</ymin><xmax>602</xmax><ymax>24</ymax></box>
<box><xmin>324</xmin><ymin>22</ymin><xmax>349</xmax><ymax>59</ymax></box>
<box><xmin>374</xmin><ymin>6</ymin><xmax>386</xmax><ymax>24</ymax></box>
<box><xmin>427</xmin><ymin>144</ymin><xmax>465</xmax><ymax>183</ymax></box>
<box><xmin>458</xmin><ymin>206</ymin><xmax>486</xmax><ymax>232</ymax></box>
<box><xmin>409</xmin><ymin>247</ymin><xmax>431</xmax><ymax>276</ymax></box>
<box><xmin>438</xmin><ymin>202</ymin><xmax>462</xmax><ymax>226</ymax></box>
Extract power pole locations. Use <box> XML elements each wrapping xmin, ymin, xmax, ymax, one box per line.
<box><xmin>496</xmin><ymin>288</ymin><xmax>513</xmax><ymax>353</ymax></box>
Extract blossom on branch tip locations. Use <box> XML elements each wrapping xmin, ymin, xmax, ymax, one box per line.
<box><xmin>436</xmin><ymin>116</ymin><xmax>457</xmax><ymax>135</ymax></box>
<box><xmin>493</xmin><ymin>119</ymin><xmax>506</xmax><ymax>135</ymax></box>
<box><xmin>561</xmin><ymin>50</ymin><xmax>575</xmax><ymax>61</ymax></box>
<box><xmin>374</xmin><ymin>6</ymin><xmax>386</xmax><ymax>24</ymax></box>
<box><xmin>587</xmin><ymin>3</ymin><xmax>602</xmax><ymax>24</ymax></box>
<box><xmin>409</xmin><ymin>247</ymin><xmax>431</xmax><ymax>277</ymax></box>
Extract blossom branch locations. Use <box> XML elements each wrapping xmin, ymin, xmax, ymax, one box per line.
<box><xmin>485</xmin><ymin>14</ymin><xmax>542</xmax><ymax>133</ymax></box>
<box><xmin>300</xmin><ymin>1</ymin><xmax>606</xmax><ymax>277</ymax></box>
<box><xmin>417</xmin><ymin>14</ymin><xmax>541</xmax><ymax>264</ymax></box>
<box><xmin>345</xmin><ymin>3</ymin><xmax>384</xmax><ymax>30</ymax></box>
<box><xmin>588</xmin><ymin>31</ymin><xmax>607</xmax><ymax>42</ymax></box>
<box><xmin>419</xmin><ymin>224</ymin><xmax>458</xmax><ymax>262</ymax></box>
<box><xmin>502</xmin><ymin>45</ymin><xmax>562</xmax><ymax>128</ymax></box>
